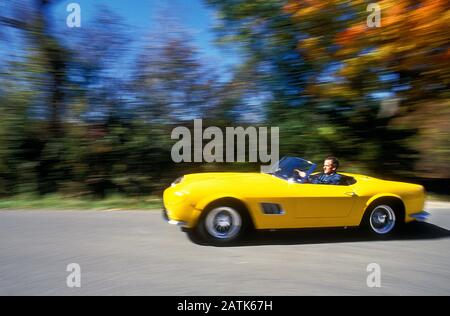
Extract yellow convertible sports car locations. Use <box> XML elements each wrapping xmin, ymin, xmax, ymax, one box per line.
<box><xmin>163</xmin><ymin>157</ymin><xmax>428</xmax><ymax>244</ymax></box>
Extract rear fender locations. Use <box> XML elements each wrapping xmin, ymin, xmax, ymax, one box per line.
<box><xmin>365</xmin><ymin>193</ymin><xmax>403</xmax><ymax>209</ymax></box>
<box><xmin>363</xmin><ymin>193</ymin><xmax>405</xmax><ymax>224</ymax></box>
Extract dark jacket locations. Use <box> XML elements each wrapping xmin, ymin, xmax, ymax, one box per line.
<box><xmin>308</xmin><ymin>172</ymin><xmax>342</xmax><ymax>185</ymax></box>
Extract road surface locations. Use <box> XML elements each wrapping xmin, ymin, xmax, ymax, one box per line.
<box><xmin>0</xmin><ymin>201</ymin><xmax>449</xmax><ymax>295</ymax></box>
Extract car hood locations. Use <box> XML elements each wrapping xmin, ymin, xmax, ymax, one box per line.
<box><xmin>175</xmin><ymin>172</ymin><xmax>283</xmax><ymax>192</ymax></box>
<box><xmin>182</xmin><ymin>172</ymin><xmax>272</xmax><ymax>184</ymax></box>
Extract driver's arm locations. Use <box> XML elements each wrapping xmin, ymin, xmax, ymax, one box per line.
<box><xmin>293</xmin><ymin>169</ymin><xmax>306</xmax><ymax>178</ymax></box>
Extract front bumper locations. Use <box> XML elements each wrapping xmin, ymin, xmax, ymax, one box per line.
<box><xmin>162</xmin><ymin>208</ymin><xmax>187</xmax><ymax>227</ymax></box>
<box><xmin>409</xmin><ymin>211</ymin><xmax>430</xmax><ymax>222</ymax></box>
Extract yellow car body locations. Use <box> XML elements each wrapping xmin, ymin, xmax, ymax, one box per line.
<box><xmin>164</xmin><ymin>172</ymin><xmax>424</xmax><ymax>227</ymax></box>
<box><xmin>163</xmin><ymin>158</ymin><xmax>427</xmax><ymax>243</ymax></box>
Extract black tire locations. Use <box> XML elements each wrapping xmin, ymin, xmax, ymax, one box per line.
<box><xmin>362</xmin><ymin>202</ymin><xmax>403</xmax><ymax>237</ymax></box>
<box><xmin>184</xmin><ymin>227</ymin><xmax>207</xmax><ymax>245</ymax></box>
<box><xmin>196</xmin><ymin>204</ymin><xmax>249</xmax><ymax>245</ymax></box>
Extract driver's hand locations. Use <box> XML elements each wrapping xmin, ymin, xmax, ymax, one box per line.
<box><xmin>294</xmin><ymin>169</ymin><xmax>306</xmax><ymax>178</ymax></box>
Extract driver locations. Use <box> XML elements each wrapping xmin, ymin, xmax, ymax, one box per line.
<box><xmin>295</xmin><ymin>157</ymin><xmax>342</xmax><ymax>185</ymax></box>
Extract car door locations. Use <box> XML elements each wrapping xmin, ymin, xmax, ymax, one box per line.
<box><xmin>292</xmin><ymin>183</ymin><xmax>356</xmax><ymax>219</ymax></box>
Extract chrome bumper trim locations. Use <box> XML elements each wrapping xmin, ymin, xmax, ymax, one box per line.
<box><xmin>168</xmin><ymin>219</ymin><xmax>187</xmax><ymax>226</ymax></box>
<box><xmin>409</xmin><ymin>211</ymin><xmax>430</xmax><ymax>222</ymax></box>
<box><xmin>162</xmin><ymin>209</ymin><xmax>187</xmax><ymax>227</ymax></box>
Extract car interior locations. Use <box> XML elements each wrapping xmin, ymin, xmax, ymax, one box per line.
<box><xmin>338</xmin><ymin>175</ymin><xmax>356</xmax><ymax>186</ymax></box>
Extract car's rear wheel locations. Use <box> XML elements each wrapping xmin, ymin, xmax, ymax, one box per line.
<box><xmin>363</xmin><ymin>203</ymin><xmax>401</xmax><ymax>237</ymax></box>
<box><xmin>197</xmin><ymin>205</ymin><xmax>248</xmax><ymax>245</ymax></box>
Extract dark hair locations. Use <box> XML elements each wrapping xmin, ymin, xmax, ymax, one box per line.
<box><xmin>325</xmin><ymin>157</ymin><xmax>339</xmax><ymax>169</ymax></box>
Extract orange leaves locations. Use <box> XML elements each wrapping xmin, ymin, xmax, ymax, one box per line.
<box><xmin>283</xmin><ymin>1</ymin><xmax>300</xmax><ymax>14</ymax></box>
<box><xmin>335</xmin><ymin>24</ymin><xmax>367</xmax><ymax>46</ymax></box>
<box><xmin>413</xmin><ymin>0</ymin><xmax>447</xmax><ymax>20</ymax></box>
<box><xmin>284</xmin><ymin>0</ymin><xmax>334</xmax><ymax>19</ymax></box>
<box><xmin>444</xmin><ymin>48</ymin><xmax>450</xmax><ymax>61</ymax></box>
<box><xmin>282</xmin><ymin>0</ymin><xmax>449</xmax><ymax>103</ymax></box>
<box><xmin>298</xmin><ymin>36</ymin><xmax>329</xmax><ymax>64</ymax></box>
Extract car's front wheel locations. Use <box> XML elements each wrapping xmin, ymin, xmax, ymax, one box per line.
<box><xmin>196</xmin><ymin>205</ymin><xmax>248</xmax><ymax>245</ymax></box>
<box><xmin>363</xmin><ymin>203</ymin><xmax>401</xmax><ymax>237</ymax></box>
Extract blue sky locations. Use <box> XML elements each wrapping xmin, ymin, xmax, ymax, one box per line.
<box><xmin>50</xmin><ymin>0</ymin><xmax>239</xmax><ymax>78</ymax></box>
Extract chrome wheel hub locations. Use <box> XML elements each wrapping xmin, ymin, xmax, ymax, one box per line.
<box><xmin>370</xmin><ymin>205</ymin><xmax>396</xmax><ymax>234</ymax></box>
<box><xmin>205</xmin><ymin>207</ymin><xmax>242</xmax><ymax>240</ymax></box>
<box><xmin>215</xmin><ymin>214</ymin><xmax>231</xmax><ymax>232</ymax></box>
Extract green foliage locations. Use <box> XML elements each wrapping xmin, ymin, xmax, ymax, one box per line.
<box><xmin>0</xmin><ymin>194</ymin><xmax>162</xmax><ymax>210</ymax></box>
<box><xmin>0</xmin><ymin>0</ymin><xmax>448</xmax><ymax>201</ymax></box>
<box><xmin>206</xmin><ymin>0</ymin><xmax>449</xmax><ymax>178</ymax></box>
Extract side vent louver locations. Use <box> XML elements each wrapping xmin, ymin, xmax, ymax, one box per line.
<box><xmin>261</xmin><ymin>203</ymin><xmax>284</xmax><ymax>215</ymax></box>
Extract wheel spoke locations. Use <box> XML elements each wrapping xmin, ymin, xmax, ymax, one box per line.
<box><xmin>205</xmin><ymin>207</ymin><xmax>242</xmax><ymax>240</ymax></box>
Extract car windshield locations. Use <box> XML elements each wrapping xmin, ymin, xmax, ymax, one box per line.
<box><xmin>266</xmin><ymin>156</ymin><xmax>317</xmax><ymax>181</ymax></box>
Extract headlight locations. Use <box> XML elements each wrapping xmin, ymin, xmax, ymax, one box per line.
<box><xmin>171</xmin><ymin>176</ymin><xmax>184</xmax><ymax>187</ymax></box>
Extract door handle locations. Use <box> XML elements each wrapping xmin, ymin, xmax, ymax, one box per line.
<box><xmin>345</xmin><ymin>192</ymin><xmax>357</xmax><ymax>197</ymax></box>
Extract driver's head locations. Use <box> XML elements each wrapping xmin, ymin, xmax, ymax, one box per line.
<box><xmin>323</xmin><ymin>157</ymin><xmax>339</xmax><ymax>174</ymax></box>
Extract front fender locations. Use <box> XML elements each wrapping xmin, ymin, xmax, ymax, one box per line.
<box><xmin>195</xmin><ymin>193</ymin><xmax>246</xmax><ymax>211</ymax></box>
<box><xmin>192</xmin><ymin>194</ymin><xmax>253</xmax><ymax>228</ymax></box>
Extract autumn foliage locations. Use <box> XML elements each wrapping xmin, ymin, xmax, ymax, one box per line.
<box><xmin>284</xmin><ymin>0</ymin><xmax>449</xmax><ymax>101</ymax></box>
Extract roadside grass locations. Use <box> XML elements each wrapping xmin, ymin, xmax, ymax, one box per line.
<box><xmin>0</xmin><ymin>194</ymin><xmax>163</xmax><ymax>210</ymax></box>
<box><xmin>0</xmin><ymin>193</ymin><xmax>447</xmax><ymax>211</ymax></box>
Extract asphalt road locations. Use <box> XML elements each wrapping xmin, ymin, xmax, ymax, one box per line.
<box><xmin>0</xmin><ymin>201</ymin><xmax>449</xmax><ymax>296</ymax></box>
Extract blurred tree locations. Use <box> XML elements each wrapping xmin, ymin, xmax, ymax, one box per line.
<box><xmin>206</xmin><ymin>0</ymin><xmax>312</xmax><ymax>115</ymax></box>
<box><xmin>1</xmin><ymin>1</ymin><xmax>246</xmax><ymax>197</ymax></box>
<box><xmin>1</xmin><ymin>0</ymin><xmax>69</xmax><ymax>138</ymax></box>
<box><xmin>0</xmin><ymin>0</ymin><xmax>71</xmax><ymax>194</ymax></box>
<box><xmin>134</xmin><ymin>34</ymin><xmax>205</xmax><ymax>122</ymax></box>
<box><xmin>207</xmin><ymin>0</ymin><xmax>449</xmax><ymax>177</ymax></box>
<box><xmin>283</xmin><ymin>0</ymin><xmax>449</xmax><ymax>110</ymax></box>
<box><xmin>0</xmin><ymin>0</ymin><xmax>447</xmax><ymax>200</ymax></box>
<box><xmin>205</xmin><ymin>0</ymin><xmax>333</xmax><ymax>163</ymax></box>
<box><xmin>283</xmin><ymin>0</ymin><xmax>449</xmax><ymax>177</ymax></box>
<box><xmin>66</xmin><ymin>6</ymin><xmax>131</xmax><ymax>122</ymax></box>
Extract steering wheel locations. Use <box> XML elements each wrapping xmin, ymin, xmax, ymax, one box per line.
<box><xmin>292</xmin><ymin>169</ymin><xmax>306</xmax><ymax>183</ymax></box>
